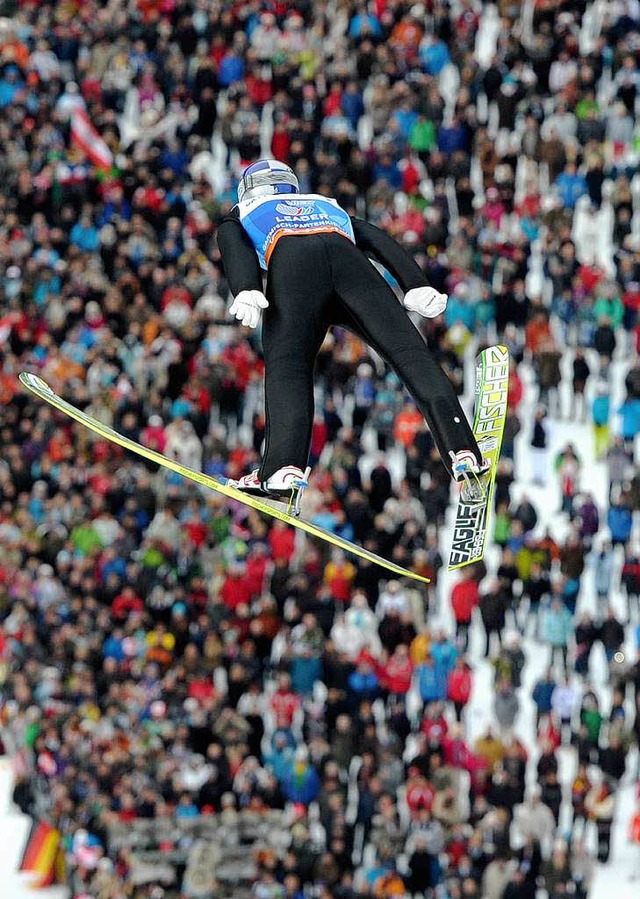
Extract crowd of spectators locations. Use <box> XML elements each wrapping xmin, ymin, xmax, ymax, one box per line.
<box><xmin>1</xmin><ymin>0</ymin><xmax>640</xmax><ymax>898</ymax></box>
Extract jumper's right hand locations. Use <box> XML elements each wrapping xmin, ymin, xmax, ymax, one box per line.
<box><xmin>229</xmin><ymin>290</ymin><xmax>269</xmax><ymax>328</ymax></box>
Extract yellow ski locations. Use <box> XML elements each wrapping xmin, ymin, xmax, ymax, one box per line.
<box><xmin>20</xmin><ymin>372</ymin><xmax>429</xmax><ymax>584</ymax></box>
<box><xmin>448</xmin><ymin>345</ymin><xmax>509</xmax><ymax>570</ymax></box>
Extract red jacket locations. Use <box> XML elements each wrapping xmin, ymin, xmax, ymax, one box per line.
<box><xmin>406</xmin><ymin>779</ymin><xmax>435</xmax><ymax>813</ymax></box>
<box><xmin>270</xmin><ymin>689</ymin><xmax>300</xmax><ymax>726</ymax></box>
<box><xmin>441</xmin><ymin>735</ymin><xmax>473</xmax><ymax>770</ymax></box>
<box><xmin>447</xmin><ymin>666</ymin><xmax>472</xmax><ymax>705</ymax></box>
<box><xmin>323</xmin><ymin>560</ymin><xmax>356</xmax><ymax>603</ymax></box>
<box><xmin>310</xmin><ymin>419</ymin><xmax>328</xmax><ymax>458</ymax></box>
<box><xmin>450</xmin><ymin>580</ymin><xmax>479</xmax><ymax>623</ymax></box>
<box><xmin>112</xmin><ymin>591</ymin><xmax>144</xmax><ymax>620</ymax></box>
<box><xmin>269</xmin><ymin>526</ymin><xmax>295</xmax><ymax>563</ymax></box>
<box><xmin>220</xmin><ymin>573</ymin><xmax>251</xmax><ymax>610</ymax></box>
<box><xmin>380</xmin><ymin>656</ymin><xmax>414</xmax><ymax>694</ymax></box>
<box><xmin>508</xmin><ymin>370</ymin><xmax>523</xmax><ymax>409</ymax></box>
<box><xmin>630</xmin><ymin>812</ymin><xmax>640</xmax><ymax>843</ymax></box>
<box><xmin>245</xmin><ymin>556</ymin><xmax>269</xmax><ymax>596</ymax></box>
<box><xmin>420</xmin><ymin>713</ymin><xmax>449</xmax><ymax>743</ymax></box>
<box><xmin>185</xmin><ymin>519</ymin><xmax>208</xmax><ymax>548</ymax></box>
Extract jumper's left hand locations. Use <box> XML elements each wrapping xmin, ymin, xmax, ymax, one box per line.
<box><xmin>403</xmin><ymin>286</ymin><xmax>448</xmax><ymax>319</ymax></box>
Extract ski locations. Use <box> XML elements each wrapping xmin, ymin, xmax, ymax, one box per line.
<box><xmin>19</xmin><ymin>372</ymin><xmax>430</xmax><ymax>584</ymax></box>
<box><xmin>448</xmin><ymin>345</ymin><xmax>509</xmax><ymax>570</ymax></box>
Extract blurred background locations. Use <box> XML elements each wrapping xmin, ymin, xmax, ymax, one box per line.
<box><xmin>1</xmin><ymin>1</ymin><xmax>640</xmax><ymax>898</ymax></box>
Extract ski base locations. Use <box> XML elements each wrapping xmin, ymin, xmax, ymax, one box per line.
<box><xmin>448</xmin><ymin>345</ymin><xmax>509</xmax><ymax>570</ymax></box>
<box><xmin>19</xmin><ymin>372</ymin><xmax>429</xmax><ymax>584</ymax></box>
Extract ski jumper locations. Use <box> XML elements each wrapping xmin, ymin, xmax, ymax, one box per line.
<box><xmin>217</xmin><ymin>193</ymin><xmax>481</xmax><ymax>482</ymax></box>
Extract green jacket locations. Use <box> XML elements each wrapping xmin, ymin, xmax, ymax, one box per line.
<box><xmin>593</xmin><ymin>295</ymin><xmax>624</xmax><ymax>329</ymax></box>
<box><xmin>409</xmin><ymin>119</ymin><xmax>436</xmax><ymax>153</ymax></box>
<box><xmin>581</xmin><ymin>708</ymin><xmax>602</xmax><ymax>744</ymax></box>
<box><xmin>494</xmin><ymin>512</ymin><xmax>511</xmax><ymax>546</ymax></box>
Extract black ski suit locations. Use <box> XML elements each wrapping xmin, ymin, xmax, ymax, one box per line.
<box><xmin>217</xmin><ymin>210</ymin><xmax>480</xmax><ymax>482</ymax></box>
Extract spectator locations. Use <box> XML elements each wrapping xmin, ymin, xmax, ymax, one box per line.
<box><xmin>479</xmin><ymin>579</ymin><xmax>508</xmax><ymax>657</ymax></box>
<box><xmin>416</xmin><ymin>653</ymin><xmax>446</xmax><ymax>707</ymax></box>
<box><xmin>532</xmin><ymin>669</ymin><xmax>557</xmax><ymax>729</ymax></box>
<box><xmin>591</xmin><ymin>382</ymin><xmax>611</xmax><ymax>460</ymax></box>
<box><xmin>608</xmin><ymin>497</ymin><xmax>633</xmax><ymax>549</ymax></box>
<box><xmin>585</xmin><ymin>781</ymin><xmax>616</xmax><ymax>863</ymax></box>
<box><xmin>534</xmin><ymin>336</ymin><xmax>563</xmax><ymax>417</ymax></box>
<box><xmin>450</xmin><ymin>569</ymin><xmax>479</xmax><ymax>652</ymax></box>
<box><xmin>530</xmin><ymin>407</ymin><xmax>550</xmax><ymax>487</ymax></box>
<box><xmin>551</xmin><ymin>677</ymin><xmax>579</xmax><ymax>744</ymax></box>
<box><xmin>618</xmin><ymin>393</ymin><xmax>640</xmax><ymax>451</ymax></box>
<box><xmin>555</xmin><ymin>444</ymin><xmax>581</xmax><ymax>519</ymax></box>
<box><xmin>599</xmin><ymin>607</ymin><xmax>626</xmax><ymax>674</ymax></box>
<box><xmin>571</xmin><ymin>348</ymin><xmax>591</xmax><ymax>421</ymax></box>
<box><xmin>540</xmin><ymin>598</ymin><xmax>573</xmax><ymax>672</ymax></box>
<box><xmin>493</xmin><ymin>677</ymin><xmax>520</xmax><ymax>737</ymax></box>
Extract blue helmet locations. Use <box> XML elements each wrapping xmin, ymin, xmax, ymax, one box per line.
<box><xmin>238</xmin><ymin>159</ymin><xmax>299</xmax><ymax>202</ymax></box>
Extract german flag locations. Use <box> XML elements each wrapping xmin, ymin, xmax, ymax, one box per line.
<box><xmin>35</xmin><ymin>841</ymin><xmax>65</xmax><ymax>889</ymax></box>
<box><xmin>19</xmin><ymin>819</ymin><xmax>62</xmax><ymax>888</ymax></box>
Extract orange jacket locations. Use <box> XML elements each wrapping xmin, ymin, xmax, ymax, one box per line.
<box><xmin>394</xmin><ymin>408</ymin><xmax>422</xmax><ymax>447</ymax></box>
<box><xmin>630</xmin><ymin>812</ymin><xmax>640</xmax><ymax>843</ymax></box>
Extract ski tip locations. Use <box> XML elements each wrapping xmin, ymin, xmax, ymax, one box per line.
<box><xmin>19</xmin><ymin>371</ymin><xmax>55</xmax><ymax>395</ymax></box>
<box><xmin>415</xmin><ymin>574</ymin><xmax>432</xmax><ymax>585</ymax></box>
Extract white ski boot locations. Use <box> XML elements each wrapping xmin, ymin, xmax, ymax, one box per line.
<box><xmin>226</xmin><ymin>465</ymin><xmax>310</xmax><ymax>517</ymax></box>
<box><xmin>450</xmin><ymin>450</ymin><xmax>491</xmax><ymax>505</ymax></box>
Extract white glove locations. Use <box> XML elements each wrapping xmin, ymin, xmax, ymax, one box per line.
<box><xmin>229</xmin><ymin>289</ymin><xmax>269</xmax><ymax>328</ymax></box>
<box><xmin>403</xmin><ymin>286</ymin><xmax>448</xmax><ymax>319</ymax></box>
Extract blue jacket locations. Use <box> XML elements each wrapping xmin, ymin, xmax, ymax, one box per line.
<box><xmin>594</xmin><ymin>552</ymin><xmax>613</xmax><ymax>595</ymax></box>
<box><xmin>103</xmin><ymin>636</ymin><xmax>125</xmax><ymax>662</ymax></box>
<box><xmin>591</xmin><ymin>395</ymin><xmax>610</xmax><ymax>426</ymax></box>
<box><xmin>417</xmin><ymin>662</ymin><xmax>446</xmax><ymax>702</ymax></box>
<box><xmin>532</xmin><ymin>679</ymin><xmax>555</xmax><ymax>712</ymax></box>
<box><xmin>438</xmin><ymin>123</ymin><xmax>468</xmax><ymax>155</ymax></box>
<box><xmin>420</xmin><ymin>41</ymin><xmax>450</xmax><ymax>75</ymax></box>
<box><xmin>392</xmin><ymin>108</ymin><xmax>418</xmax><ymax>140</ymax></box>
<box><xmin>102</xmin><ymin>556</ymin><xmax>127</xmax><ymax>582</ymax></box>
<box><xmin>0</xmin><ymin>76</ymin><xmax>23</xmax><ymax>108</ymax></box>
<box><xmin>554</xmin><ymin>172</ymin><xmax>588</xmax><ymax>209</ymax></box>
<box><xmin>70</xmin><ymin>223</ymin><xmax>99</xmax><ymax>252</ymax></box>
<box><xmin>372</xmin><ymin>160</ymin><xmax>402</xmax><ymax>190</ymax></box>
<box><xmin>342</xmin><ymin>91</ymin><xmax>365</xmax><ymax>129</ymax></box>
<box><xmin>218</xmin><ymin>55</ymin><xmax>244</xmax><ymax>87</ymax></box>
<box><xmin>283</xmin><ymin>765</ymin><xmax>320</xmax><ymax>805</ymax></box>
<box><xmin>160</xmin><ymin>146</ymin><xmax>188</xmax><ymax>176</ymax></box>
<box><xmin>540</xmin><ymin>604</ymin><xmax>573</xmax><ymax>646</ymax></box>
<box><xmin>348</xmin><ymin>670</ymin><xmax>380</xmax><ymax>698</ymax></box>
<box><xmin>608</xmin><ymin>505</ymin><xmax>632</xmax><ymax>542</ymax></box>
<box><xmin>264</xmin><ymin>746</ymin><xmax>295</xmax><ymax>784</ymax></box>
<box><xmin>444</xmin><ymin>297</ymin><xmax>476</xmax><ymax>331</ymax></box>
<box><xmin>348</xmin><ymin>13</ymin><xmax>382</xmax><ymax>40</ymax></box>
<box><xmin>430</xmin><ymin>641</ymin><xmax>458</xmax><ymax>679</ymax></box>
<box><xmin>618</xmin><ymin>398</ymin><xmax>640</xmax><ymax>439</ymax></box>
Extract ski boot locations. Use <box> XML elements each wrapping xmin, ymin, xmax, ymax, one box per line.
<box><xmin>224</xmin><ymin>465</ymin><xmax>310</xmax><ymax>517</ymax></box>
<box><xmin>262</xmin><ymin>465</ymin><xmax>310</xmax><ymax>517</ymax></box>
<box><xmin>450</xmin><ymin>450</ymin><xmax>491</xmax><ymax>505</ymax></box>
